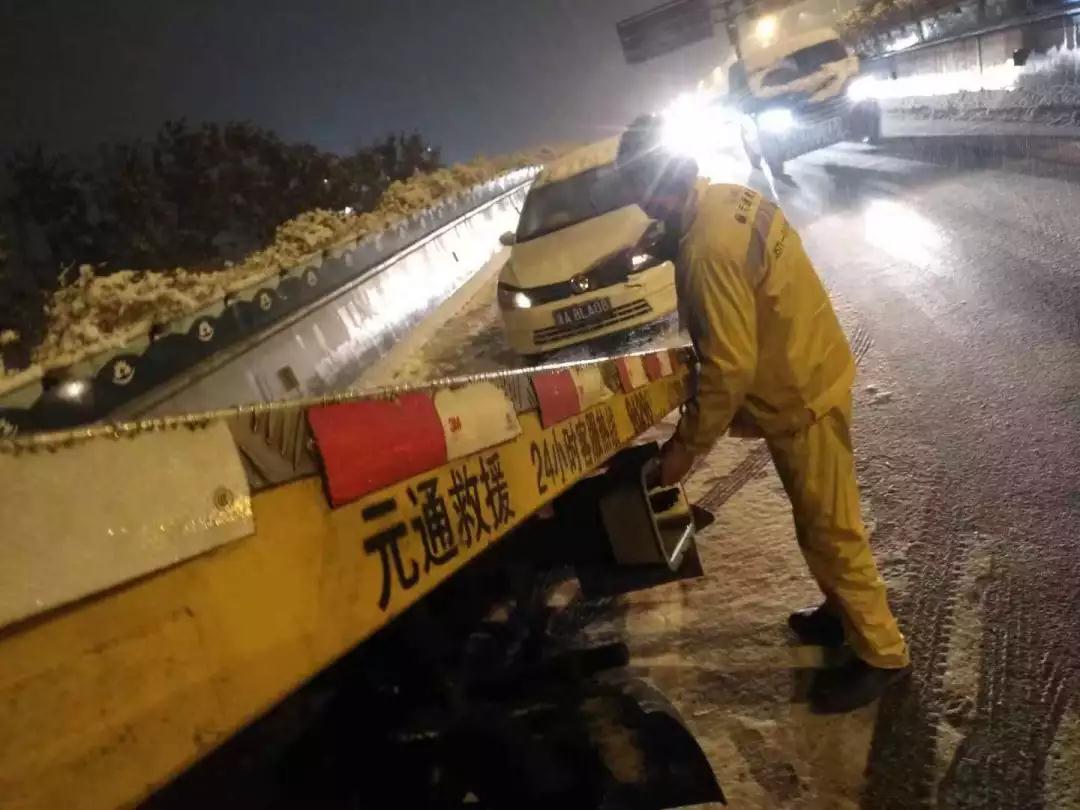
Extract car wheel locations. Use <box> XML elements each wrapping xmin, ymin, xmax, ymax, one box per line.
<box><xmin>849</xmin><ymin>101</ymin><xmax>882</xmax><ymax>144</ymax></box>
<box><xmin>865</xmin><ymin>106</ymin><xmax>882</xmax><ymax>144</ymax></box>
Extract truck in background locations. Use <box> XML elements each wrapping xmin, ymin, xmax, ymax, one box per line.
<box><xmin>722</xmin><ymin>27</ymin><xmax>882</xmax><ymax>175</ymax></box>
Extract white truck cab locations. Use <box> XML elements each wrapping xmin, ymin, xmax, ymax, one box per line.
<box><xmin>731</xmin><ymin>27</ymin><xmax>880</xmax><ymax>175</ymax></box>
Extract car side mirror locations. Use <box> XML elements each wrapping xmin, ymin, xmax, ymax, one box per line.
<box><xmin>499</xmin><ymin>231</ymin><xmax>516</xmax><ymax>247</ymax></box>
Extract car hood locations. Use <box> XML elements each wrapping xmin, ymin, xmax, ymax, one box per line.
<box><xmin>503</xmin><ymin>204</ymin><xmax>651</xmax><ymax>288</ymax></box>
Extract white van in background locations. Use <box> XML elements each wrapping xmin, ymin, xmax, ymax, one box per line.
<box><xmin>731</xmin><ymin>27</ymin><xmax>881</xmax><ymax>174</ymax></box>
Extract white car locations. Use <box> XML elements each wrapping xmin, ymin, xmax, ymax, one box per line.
<box><xmin>497</xmin><ymin>140</ymin><xmax>678</xmax><ymax>358</ymax></box>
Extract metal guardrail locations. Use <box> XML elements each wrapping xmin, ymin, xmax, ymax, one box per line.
<box><xmin>862</xmin><ymin>2</ymin><xmax>1079</xmax><ymax>64</ymax></box>
<box><xmin>0</xmin><ymin>169</ymin><xmax>535</xmax><ymax>435</ymax></box>
<box><xmin>121</xmin><ymin>181</ymin><xmax>530</xmax><ymax>420</ymax></box>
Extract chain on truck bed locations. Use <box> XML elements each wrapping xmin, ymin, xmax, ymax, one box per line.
<box><xmin>0</xmin><ymin>348</ymin><xmax>693</xmax><ymax>810</ymax></box>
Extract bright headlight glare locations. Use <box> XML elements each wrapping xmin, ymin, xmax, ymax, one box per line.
<box><xmin>56</xmin><ymin>379</ymin><xmax>90</xmax><ymax>401</ymax></box>
<box><xmin>848</xmin><ymin>76</ymin><xmax>877</xmax><ymax>101</ymax></box>
<box><xmin>757</xmin><ymin>108</ymin><xmax>795</xmax><ymax>133</ymax></box>
<box><xmin>661</xmin><ymin>91</ymin><xmax>720</xmax><ymax>156</ymax></box>
<box><xmin>755</xmin><ymin>15</ymin><xmax>777</xmax><ymax>45</ymax></box>
<box><xmin>498</xmin><ymin>285</ymin><xmax>533</xmax><ymax>309</ymax></box>
<box><xmin>630</xmin><ymin>253</ymin><xmax>654</xmax><ymax>269</ymax></box>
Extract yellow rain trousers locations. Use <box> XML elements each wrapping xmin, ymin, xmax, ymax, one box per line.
<box><xmin>674</xmin><ymin>182</ymin><xmax>909</xmax><ymax>669</ymax></box>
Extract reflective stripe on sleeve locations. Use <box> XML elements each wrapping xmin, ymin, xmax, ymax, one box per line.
<box><xmin>745</xmin><ymin>199</ymin><xmax>778</xmax><ymax>288</ymax></box>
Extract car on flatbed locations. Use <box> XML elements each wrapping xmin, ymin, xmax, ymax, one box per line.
<box><xmin>497</xmin><ymin>139</ymin><xmax>678</xmax><ymax>358</ymax></box>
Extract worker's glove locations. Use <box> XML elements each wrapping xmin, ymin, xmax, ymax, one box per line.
<box><xmin>658</xmin><ymin>436</ymin><xmax>695</xmax><ymax>487</ymax></box>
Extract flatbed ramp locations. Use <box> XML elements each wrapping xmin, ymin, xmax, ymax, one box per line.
<box><xmin>0</xmin><ymin>349</ymin><xmax>698</xmax><ymax>809</ymax></box>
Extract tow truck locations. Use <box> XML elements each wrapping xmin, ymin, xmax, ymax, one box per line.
<box><xmin>0</xmin><ymin>167</ymin><xmax>724</xmax><ymax>808</ymax></box>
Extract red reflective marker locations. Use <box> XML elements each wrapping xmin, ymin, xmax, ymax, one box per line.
<box><xmin>615</xmin><ymin>356</ymin><xmax>648</xmax><ymax>392</ymax></box>
<box><xmin>308</xmin><ymin>393</ymin><xmax>448</xmax><ymax>507</ymax></box>
<box><xmin>643</xmin><ymin>353</ymin><xmax>663</xmax><ymax>381</ymax></box>
<box><xmin>531</xmin><ymin>369</ymin><xmax>582</xmax><ymax>428</ymax></box>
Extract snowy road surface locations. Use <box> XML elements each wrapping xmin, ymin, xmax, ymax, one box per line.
<box><xmin>358</xmin><ymin>136</ymin><xmax>1080</xmax><ymax>807</ymax></box>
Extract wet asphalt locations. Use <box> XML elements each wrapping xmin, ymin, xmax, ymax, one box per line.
<box><xmin>357</xmin><ymin>133</ymin><xmax>1080</xmax><ymax>806</ymax></box>
<box><xmin>742</xmin><ymin>139</ymin><xmax>1080</xmax><ymax>808</ymax></box>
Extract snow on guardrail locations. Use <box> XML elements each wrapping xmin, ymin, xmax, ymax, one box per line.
<box><xmin>854</xmin><ymin>9</ymin><xmax>1080</xmax><ymax>131</ymax></box>
<box><xmin>0</xmin><ymin>153</ymin><xmax>559</xmax><ymax>433</ymax></box>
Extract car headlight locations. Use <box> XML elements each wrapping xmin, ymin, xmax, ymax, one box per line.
<box><xmin>757</xmin><ymin>108</ymin><xmax>795</xmax><ymax>134</ymax></box>
<box><xmin>497</xmin><ymin>284</ymin><xmax>533</xmax><ymax>309</ymax></box>
<box><xmin>630</xmin><ymin>252</ymin><xmax>659</xmax><ymax>271</ymax></box>
<box><xmin>847</xmin><ymin>76</ymin><xmax>876</xmax><ymax>102</ymax></box>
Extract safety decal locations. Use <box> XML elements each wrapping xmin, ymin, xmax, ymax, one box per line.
<box><xmin>615</xmin><ymin>356</ymin><xmax>649</xmax><ymax>392</ymax></box>
<box><xmin>335</xmin><ymin>370</ymin><xmax>688</xmax><ymax>620</ymax></box>
<box><xmin>530</xmin><ymin>369</ymin><xmax>581</xmax><ymax>428</ymax></box>
<box><xmin>309</xmin><ymin>392</ymin><xmax>448</xmax><ymax>507</ymax></box>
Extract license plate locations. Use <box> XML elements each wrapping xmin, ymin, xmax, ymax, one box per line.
<box><xmin>553</xmin><ymin>298</ymin><xmax>612</xmax><ymax>327</ymax></box>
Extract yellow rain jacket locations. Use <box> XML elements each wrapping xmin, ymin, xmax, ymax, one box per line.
<box><xmin>674</xmin><ymin>182</ymin><xmax>909</xmax><ymax>669</ymax></box>
<box><xmin>675</xmin><ymin>182</ymin><xmax>855</xmax><ymax>450</ymax></box>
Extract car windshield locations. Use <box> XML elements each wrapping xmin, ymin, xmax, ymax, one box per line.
<box><xmin>757</xmin><ymin>39</ymin><xmax>849</xmax><ymax>85</ymax></box>
<box><xmin>515</xmin><ymin>164</ymin><xmax>637</xmax><ymax>242</ymax></box>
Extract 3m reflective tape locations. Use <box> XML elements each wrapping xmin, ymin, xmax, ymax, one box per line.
<box><xmin>643</xmin><ymin>354</ymin><xmax>661</xmax><ymax>380</ymax></box>
<box><xmin>615</xmin><ymin>356</ymin><xmax>649</xmax><ymax>392</ymax></box>
<box><xmin>531</xmin><ymin>369</ymin><xmax>582</xmax><ymax>428</ymax></box>
<box><xmin>568</xmin><ymin>365</ymin><xmax>613</xmax><ymax>411</ymax></box>
<box><xmin>309</xmin><ymin>393</ymin><xmax>448</xmax><ymax>507</ymax></box>
<box><xmin>746</xmin><ymin>199</ymin><xmax>777</xmax><ymax>288</ymax></box>
<box><xmin>656</xmin><ymin>351</ymin><xmax>674</xmax><ymax>376</ymax></box>
<box><xmin>433</xmin><ymin>382</ymin><xmax>521</xmax><ymax>461</ymax></box>
<box><xmin>0</xmin><ymin>421</ymin><xmax>253</xmax><ymax>630</ymax></box>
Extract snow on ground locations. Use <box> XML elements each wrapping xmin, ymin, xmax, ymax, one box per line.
<box><xmin>357</xmin><ymin>271</ymin><xmax>684</xmax><ymax>391</ymax></box>
<box><xmin>1048</xmin><ymin>708</ymin><xmax>1080</xmax><ymax>808</ymax></box>
<box><xmin>881</xmin><ymin>46</ymin><xmax>1080</xmax><ymax>127</ymax></box>
<box><xmin>4</xmin><ymin>148</ymin><xmax>563</xmax><ymax>391</ymax></box>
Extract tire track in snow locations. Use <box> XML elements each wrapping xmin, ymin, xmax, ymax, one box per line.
<box><xmin>936</xmin><ymin>563</ymin><xmax>1079</xmax><ymax>809</ymax></box>
<box><xmin>863</xmin><ymin>471</ymin><xmax>971</xmax><ymax>809</ymax></box>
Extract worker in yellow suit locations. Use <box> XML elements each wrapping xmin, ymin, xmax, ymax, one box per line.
<box><xmin>617</xmin><ymin>116</ymin><xmax>911</xmax><ymax>713</ymax></box>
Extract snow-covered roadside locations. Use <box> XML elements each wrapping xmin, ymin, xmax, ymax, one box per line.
<box><xmin>1</xmin><ymin>148</ymin><xmax>563</xmax><ymax>389</ymax></box>
<box><xmin>883</xmin><ymin>84</ymin><xmax>1080</xmax><ymax>128</ymax></box>
<box><xmin>874</xmin><ymin>43</ymin><xmax>1080</xmax><ymax>129</ymax></box>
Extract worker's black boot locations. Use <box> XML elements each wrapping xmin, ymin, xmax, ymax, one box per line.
<box><xmin>787</xmin><ymin>604</ymin><xmax>845</xmax><ymax>647</ymax></box>
<box><xmin>810</xmin><ymin>658</ymin><xmax>913</xmax><ymax>714</ymax></box>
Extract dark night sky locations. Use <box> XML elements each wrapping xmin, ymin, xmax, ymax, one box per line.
<box><xmin>0</xmin><ymin>0</ymin><xmax>728</xmax><ymax>163</ymax></box>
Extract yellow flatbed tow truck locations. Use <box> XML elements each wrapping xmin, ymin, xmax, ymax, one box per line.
<box><xmin>0</xmin><ymin>349</ymin><xmax>724</xmax><ymax>809</ymax></box>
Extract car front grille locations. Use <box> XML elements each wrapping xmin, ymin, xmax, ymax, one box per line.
<box><xmin>533</xmin><ymin>299</ymin><xmax>653</xmax><ymax>346</ymax></box>
<box><xmin>509</xmin><ymin>256</ymin><xmax>633</xmax><ymax>306</ymax></box>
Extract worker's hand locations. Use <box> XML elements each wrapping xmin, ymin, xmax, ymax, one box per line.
<box><xmin>658</xmin><ymin>437</ymin><xmax>695</xmax><ymax>487</ymax></box>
